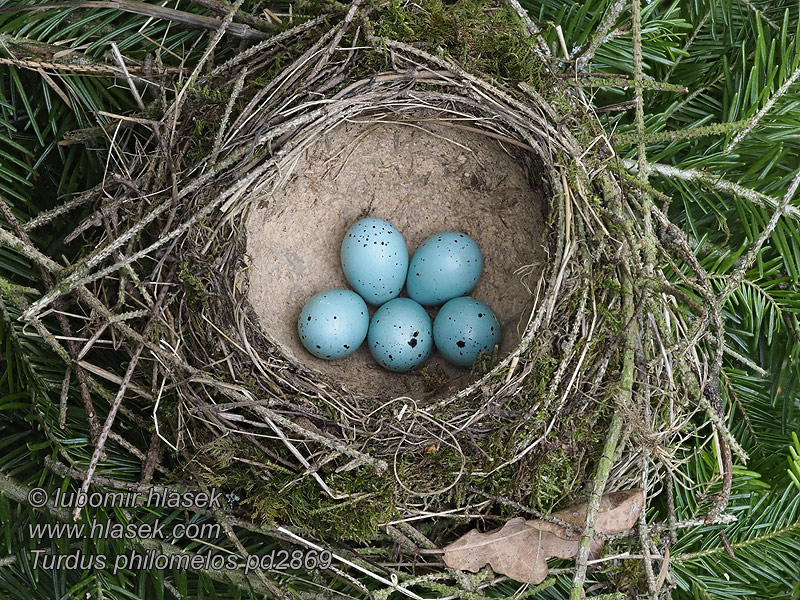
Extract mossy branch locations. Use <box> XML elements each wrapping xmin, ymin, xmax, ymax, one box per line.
<box><xmin>615</xmin><ymin>118</ymin><xmax>753</xmax><ymax>148</ymax></box>
<box><xmin>569</xmin><ymin>281</ymin><xmax>635</xmax><ymax>599</ymax></box>
<box><xmin>624</xmin><ymin>159</ymin><xmax>800</xmax><ymax>220</ymax></box>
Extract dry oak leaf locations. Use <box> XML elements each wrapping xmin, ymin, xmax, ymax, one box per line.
<box><xmin>442</xmin><ymin>489</ymin><xmax>644</xmax><ymax>584</ymax></box>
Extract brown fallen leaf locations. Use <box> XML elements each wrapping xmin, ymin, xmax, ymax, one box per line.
<box><xmin>553</xmin><ymin>488</ymin><xmax>645</xmax><ymax>534</ymax></box>
<box><xmin>442</xmin><ymin>489</ymin><xmax>644</xmax><ymax>584</ymax></box>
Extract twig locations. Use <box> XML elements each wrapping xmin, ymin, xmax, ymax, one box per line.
<box><xmin>190</xmin><ymin>0</ymin><xmax>276</xmax><ymax>31</ymax></box>
<box><xmin>212</xmin><ymin>66</ymin><xmax>248</xmax><ymax>158</ymax></box>
<box><xmin>719</xmin><ymin>166</ymin><xmax>800</xmax><ymax>303</ymax></box>
<box><xmin>562</xmin><ymin>76</ymin><xmax>688</xmax><ymax>93</ymax></box>
<box><xmin>72</xmin><ymin>343</ymin><xmax>145</xmax><ymax>521</ymax></box>
<box><xmin>22</xmin><ymin>187</ymin><xmax>100</xmax><ymax>231</ymax></box>
<box><xmin>638</xmin><ymin>457</ymin><xmax>658</xmax><ymax>599</ymax></box>
<box><xmin>308</xmin><ymin>0</ymin><xmax>362</xmax><ymax>81</ymax></box>
<box><xmin>109</xmin><ymin>42</ymin><xmax>145</xmax><ymax>110</ymax></box>
<box><xmin>141</xmin><ymin>432</ymin><xmax>162</xmax><ymax>484</ymax></box>
<box><xmin>624</xmin><ymin>159</ymin><xmax>800</xmax><ymax>220</ymax></box>
<box><xmin>664</xmin><ymin>10</ymin><xmax>710</xmax><ymax>83</ymax></box>
<box><xmin>738</xmin><ymin>0</ymin><xmax>781</xmax><ymax>31</ymax></box>
<box><xmin>570</xmin><ymin>284</ymin><xmax>633</xmax><ymax>598</ymax></box>
<box><xmin>58</xmin><ymin>367</ymin><xmax>71</xmax><ymax>429</ymax></box>
<box><xmin>631</xmin><ymin>0</ymin><xmax>656</xmax><ymax>273</ymax></box>
<box><xmin>574</xmin><ymin>0</ymin><xmax>627</xmax><ymax>72</ymax></box>
<box><xmin>675</xmin><ymin>515</ymin><xmax>800</xmax><ymax>562</ymax></box>
<box><xmin>504</xmin><ymin>0</ymin><xmax>551</xmax><ymax>60</ymax></box>
<box><xmin>615</xmin><ymin>118</ymin><xmax>753</xmax><ymax>147</ymax></box>
<box><xmin>571</xmin><ymin>411</ymin><xmax>627</xmax><ymax>598</ymax></box>
<box><xmin>726</xmin><ymin>61</ymin><xmax>800</xmax><ymax>153</ymax></box>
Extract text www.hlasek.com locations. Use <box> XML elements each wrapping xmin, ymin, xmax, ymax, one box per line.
<box><xmin>29</xmin><ymin>518</ymin><xmax>220</xmax><ymax>541</ymax></box>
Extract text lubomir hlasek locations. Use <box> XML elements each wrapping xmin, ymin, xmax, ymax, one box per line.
<box><xmin>51</xmin><ymin>487</ymin><xmax>224</xmax><ymax>509</ymax></box>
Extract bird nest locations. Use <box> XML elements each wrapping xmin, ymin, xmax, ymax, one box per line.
<box><xmin>10</xmin><ymin>1</ymin><xmax>740</xmax><ymax>596</ymax></box>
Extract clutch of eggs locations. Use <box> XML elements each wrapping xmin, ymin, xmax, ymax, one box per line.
<box><xmin>297</xmin><ymin>218</ymin><xmax>501</xmax><ymax>372</ymax></box>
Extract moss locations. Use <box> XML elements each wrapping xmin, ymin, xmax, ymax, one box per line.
<box><xmin>192</xmin><ymin>436</ymin><xmax>397</xmax><ymax>542</ymax></box>
<box><xmin>371</xmin><ymin>0</ymin><xmax>549</xmax><ymax>89</ymax></box>
<box><xmin>527</xmin><ymin>449</ymin><xmax>582</xmax><ymax>512</ymax></box>
<box><xmin>247</xmin><ymin>468</ymin><xmax>397</xmax><ymax>543</ymax></box>
<box><xmin>420</xmin><ymin>363</ymin><xmax>450</xmax><ymax>393</ymax></box>
<box><xmin>177</xmin><ymin>260</ymin><xmax>209</xmax><ymax>312</ymax></box>
<box><xmin>605</xmin><ymin>555</ymin><xmax>649</xmax><ymax>596</ymax></box>
<box><xmin>190</xmin><ymin>84</ymin><xmax>230</xmax><ymax>105</ymax></box>
<box><xmin>184</xmin><ymin>116</ymin><xmax>219</xmax><ymax>167</ymax></box>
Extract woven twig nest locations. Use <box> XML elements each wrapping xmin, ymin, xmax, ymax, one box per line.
<box><xmin>15</xmin><ymin>2</ymin><xmax>735</xmax><ymax>595</ymax></box>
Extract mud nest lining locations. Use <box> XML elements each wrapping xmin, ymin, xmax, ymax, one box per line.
<box><xmin>245</xmin><ymin>119</ymin><xmax>548</xmax><ymax>399</ymax></box>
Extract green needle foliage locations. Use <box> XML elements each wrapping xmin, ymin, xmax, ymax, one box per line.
<box><xmin>2</xmin><ymin>0</ymin><xmax>800</xmax><ymax>598</ymax></box>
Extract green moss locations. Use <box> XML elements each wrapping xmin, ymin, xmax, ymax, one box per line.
<box><xmin>420</xmin><ymin>364</ymin><xmax>450</xmax><ymax>393</ymax></box>
<box><xmin>527</xmin><ymin>449</ymin><xmax>581</xmax><ymax>512</ymax></box>
<box><xmin>177</xmin><ymin>260</ymin><xmax>209</xmax><ymax>312</ymax></box>
<box><xmin>247</xmin><ymin>468</ymin><xmax>397</xmax><ymax>543</ymax></box>
<box><xmin>185</xmin><ymin>117</ymin><xmax>219</xmax><ymax>167</ymax></box>
<box><xmin>190</xmin><ymin>84</ymin><xmax>230</xmax><ymax>105</ymax></box>
<box><xmin>372</xmin><ymin>0</ymin><xmax>549</xmax><ymax>89</ymax></box>
<box><xmin>192</xmin><ymin>436</ymin><xmax>397</xmax><ymax>542</ymax></box>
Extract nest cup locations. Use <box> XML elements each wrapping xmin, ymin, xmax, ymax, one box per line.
<box><xmin>180</xmin><ymin>12</ymin><xmax>603</xmax><ymax>481</ymax></box>
<box><xmin>245</xmin><ymin>114</ymin><xmax>550</xmax><ymax>399</ymax></box>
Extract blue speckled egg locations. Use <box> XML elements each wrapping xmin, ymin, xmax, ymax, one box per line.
<box><xmin>433</xmin><ymin>297</ymin><xmax>500</xmax><ymax>368</ymax></box>
<box><xmin>406</xmin><ymin>232</ymin><xmax>483</xmax><ymax>306</ymax></box>
<box><xmin>298</xmin><ymin>289</ymin><xmax>369</xmax><ymax>359</ymax></box>
<box><xmin>368</xmin><ymin>298</ymin><xmax>433</xmax><ymax>372</ymax></box>
<box><xmin>341</xmin><ymin>217</ymin><xmax>409</xmax><ymax>306</ymax></box>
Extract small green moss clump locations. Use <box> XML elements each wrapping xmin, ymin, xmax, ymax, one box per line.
<box><xmin>178</xmin><ymin>260</ymin><xmax>209</xmax><ymax>312</ymax></box>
